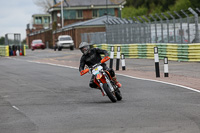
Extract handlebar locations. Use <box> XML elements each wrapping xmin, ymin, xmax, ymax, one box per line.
<box><xmin>80</xmin><ymin>56</ymin><xmax>110</xmax><ymax>76</ymax></box>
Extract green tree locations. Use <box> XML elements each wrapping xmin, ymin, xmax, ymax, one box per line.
<box><xmin>22</xmin><ymin>38</ymin><xmax>26</xmax><ymax>45</ymax></box>
<box><xmin>122</xmin><ymin>0</ymin><xmax>194</xmax><ymax>19</ymax></box>
<box><xmin>190</xmin><ymin>0</ymin><xmax>200</xmax><ymax>8</ymax></box>
<box><xmin>0</xmin><ymin>36</ymin><xmax>5</xmax><ymax>45</ymax></box>
<box><xmin>169</xmin><ymin>0</ymin><xmax>191</xmax><ymax>11</ymax></box>
<box><xmin>122</xmin><ymin>6</ymin><xmax>148</xmax><ymax>19</ymax></box>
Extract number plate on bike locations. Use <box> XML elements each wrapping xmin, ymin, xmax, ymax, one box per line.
<box><xmin>92</xmin><ymin>66</ymin><xmax>103</xmax><ymax>75</ymax></box>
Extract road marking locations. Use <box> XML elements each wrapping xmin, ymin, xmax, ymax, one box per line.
<box><xmin>8</xmin><ymin>58</ymin><xmax>200</xmax><ymax>94</ymax></box>
<box><xmin>116</xmin><ymin>73</ymin><xmax>200</xmax><ymax>93</ymax></box>
<box><xmin>12</xmin><ymin>106</ymin><xmax>20</xmax><ymax>111</ymax></box>
<box><xmin>26</xmin><ymin>60</ymin><xmax>78</xmax><ymax>69</ymax></box>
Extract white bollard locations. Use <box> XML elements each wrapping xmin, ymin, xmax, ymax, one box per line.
<box><xmin>116</xmin><ymin>46</ymin><xmax>121</xmax><ymax>71</ymax></box>
<box><xmin>164</xmin><ymin>57</ymin><xmax>169</xmax><ymax>77</ymax></box>
<box><xmin>154</xmin><ymin>47</ymin><xmax>160</xmax><ymax>77</ymax></box>
<box><xmin>121</xmin><ymin>54</ymin><xmax>126</xmax><ymax>70</ymax></box>
<box><xmin>109</xmin><ymin>46</ymin><xmax>114</xmax><ymax>69</ymax></box>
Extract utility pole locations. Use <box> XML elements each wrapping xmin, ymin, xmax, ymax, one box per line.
<box><xmin>61</xmin><ymin>0</ymin><xmax>64</xmax><ymax>28</ymax></box>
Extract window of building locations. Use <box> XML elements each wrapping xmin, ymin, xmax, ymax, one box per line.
<box><xmin>93</xmin><ymin>9</ymin><xmax>98</xmax><ymax>17</ymax></box>
<box><xmin>77</xmin><ymin>10</ymin><xmax>83</xmax><ymax>18</ymax></box>
<box><xmin>64</xmin><ymin>10</ymin><xmax>76</xmax><ymax>19</ymax></box>
<box><xmin>35</xmin><ymin>17</ymin><xmax>42</xmax><ymax>24</ymax></box>
<box><xmin>44</xmin><ymin>17</ymin><xmax>49</xmax><ymax>24</ymax></box>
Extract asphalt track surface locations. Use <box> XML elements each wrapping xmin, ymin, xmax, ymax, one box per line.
<box><xmin>0</xmin><ymin>49</ymin><xmax>200</xmax><ymax>133</ymax></box>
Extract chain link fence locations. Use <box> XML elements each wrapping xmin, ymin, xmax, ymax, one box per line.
<box><xmin>81</xmin><ymin>8</ymin><xmax>200</xmax><ymax>44</ymax></box>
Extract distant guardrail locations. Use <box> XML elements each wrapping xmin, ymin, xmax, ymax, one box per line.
<box><xmin>92</xmin><ymin>43</ymin><xmax>200</xmax><ymax>62</ymax></box>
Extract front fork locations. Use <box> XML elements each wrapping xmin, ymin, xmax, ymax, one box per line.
<box><xmin>97</xmin><ymin>72</ymin><xmax>115</xmax><ymax>96</ymax></box>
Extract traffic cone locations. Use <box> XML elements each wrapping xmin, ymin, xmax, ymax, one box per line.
<box><xmin>20</xmin><ymin>49</ymin><xmax>23</xmax><ymax>56</ymax></box>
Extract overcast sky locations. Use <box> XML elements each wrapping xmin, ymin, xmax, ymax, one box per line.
<box><xmin>0</xmin><ymin>0</ymin><xmax>43</xmax><ymax>40</ymax></box>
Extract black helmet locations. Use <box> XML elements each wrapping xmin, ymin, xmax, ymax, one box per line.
<box><xmin>79</xmin><ymin>42</ymin><xmax>90</xmax><ymax>55</ymax></box>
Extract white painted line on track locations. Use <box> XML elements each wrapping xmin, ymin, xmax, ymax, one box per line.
<box><xmin>26</xmin><ymin>60</ymin><xmax>78</xmax><ymax>69</ymax></box>
<box><xmin>116</xmin><ymin>73</ymin><xmax>200</xmax><ymax>93</ymax></box>
<box><xmin>8</xmin><ymin>58</ymin><xmax>200</xmax><ymax>94</ymax></box>
<box><xmin>12</xmin><ymin>106</ymin><xmax>20</xmax><ymax>111</ymax></box>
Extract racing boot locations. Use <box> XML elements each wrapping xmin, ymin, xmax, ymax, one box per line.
<box><xmin>112</xmin><ymin>76</ymin><xmax>122</xmax><ymax>88</ymax></box>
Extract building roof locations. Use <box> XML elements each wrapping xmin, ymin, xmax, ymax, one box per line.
<box><xmin>32</xmin><ymin>14</ymin><xmax>51</xmax><ymax>17</ymax></box>
<box><xmin>53</xmin><ymin>0</ymin><xmax>126</xmax><ymax>8</ymax></box>
<box><xmin>54</xmin><ymin>15</ymin><xmax>126</xmax><ymax>33</ymax></box>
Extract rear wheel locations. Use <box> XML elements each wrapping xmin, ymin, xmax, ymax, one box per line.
<box><xmin>103</xmin><ymin>83</ymin><xmax>117</xmax><ymax>103</ymax></box>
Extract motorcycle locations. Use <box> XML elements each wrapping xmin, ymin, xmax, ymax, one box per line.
<box><xmin>80</xmin><ymin>56</ymin><xmax>122</xmax><ymax>103</ymax></box>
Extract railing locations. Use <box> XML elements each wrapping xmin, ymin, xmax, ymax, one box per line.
<box><xmin>82</xmin><ymin>8</ymin><xmax>200</xmax><ymax>44</ymax></box>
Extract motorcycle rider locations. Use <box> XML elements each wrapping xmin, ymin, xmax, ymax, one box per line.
<box><xmin>79</xmin><ymin>42</ymin><xmax>121</xmax><ymax>89</ymax></box>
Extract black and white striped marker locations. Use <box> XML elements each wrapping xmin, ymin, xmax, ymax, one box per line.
<box><xmin>121</xmin><ymin>54</ymin><xmax>126</xmax><ymax>70</ymax></box>
<box><xmin>109</xmin><ymin>46</ymin><xmax>114</xmax><ymax>69</ymax></box>
<box><xmin>164</xmin><ymin>57</ymin><xmax>169</xmax><ymax>77</ymax></box>
<box><xmin>154</xmin><ymin>47</ymin><xmax>160</xmax><ymax>77</ymax></box>
<box><xmin>116</xmin><ymin>46</ymin><xmax>121</xmax><ymax>71</ymax></box>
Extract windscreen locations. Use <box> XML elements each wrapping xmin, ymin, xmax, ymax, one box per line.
<box><xmin>60</xmin><ymin>37</ymin><xmax>72</xmax><ymax>41</ymax></box>
<box><xmin>33</xmin><ymin>40</ymin><xmax>42</xmax><ymax>44</ymax></box>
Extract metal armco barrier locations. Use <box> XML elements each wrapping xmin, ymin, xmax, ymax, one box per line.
<box><xmin>92</xmin><ymin>43</ymin><xmax>200</xmax><ymax>62</ymax></box>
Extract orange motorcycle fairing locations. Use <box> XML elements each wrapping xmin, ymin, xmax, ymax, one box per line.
<box><xmin>94</xmin><ymin>74</ymin><xmax>107</xmax><ymax>87</ymax></box>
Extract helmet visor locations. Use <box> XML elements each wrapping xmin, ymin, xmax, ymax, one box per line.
<box><xmin>81</xmin><ymin>46</ymin><xmax>89</xmax><ymax>55</ymax></box>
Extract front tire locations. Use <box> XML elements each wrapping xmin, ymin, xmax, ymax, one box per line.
<box><xmin>103</xmin><ymin>83</ymin><xmax>117</xmax><ymax>103</ymax></box>
<box><xmin>115</xmin><ymin>89</ymin><xmax>122</xmax><ymax>101</ymax></box>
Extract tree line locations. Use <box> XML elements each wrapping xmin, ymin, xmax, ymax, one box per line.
<box><xmin>122</xmin><ymin>0</ymin><xmax>200</xmax><ymax>19</ymax></box>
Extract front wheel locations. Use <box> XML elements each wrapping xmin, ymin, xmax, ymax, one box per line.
<box><xmin>103</xmin><ymin>83</ymin><xmax>117</xmax><ymax>103</ymax></box>
<box><xmin>115</xmin><ymin>89</ymin><xmax>122</xmax><ymax>101</ymax></box>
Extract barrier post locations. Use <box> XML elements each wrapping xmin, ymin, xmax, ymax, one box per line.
<box><xmin>109</xmin><ymin>46</ymin><xmax>114</xmax><ymax>69</ymax></box>
<box><xmin>116</xmin><ymin>46</ymin><xmax>121</xmax><ymax>71</ymax></box>
<box><xmin>154</xmin><ymin>47</ymin><xmax>160</xmax><ymax>77</ymax></box>
<box><xmin>23</xmin><ymin>45</ymin><xmax>26</xmax><ymax>56</ymax></box>
<box><xmin>164</xmin><ymin>57</ymin><xmax>169</xmax><ymax>77</ymax></box>
<box><xmin>121</xmin><ymin>54</ymin><xmax>126</xmax><ymax>70</ymax></box>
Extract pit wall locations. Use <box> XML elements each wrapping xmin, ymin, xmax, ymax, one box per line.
<box><xmin>92</xmin><ymin>43</ymin><xmax>200</xmax><ymax>62</ymax></box>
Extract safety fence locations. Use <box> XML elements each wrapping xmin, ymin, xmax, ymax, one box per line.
<box><xmin>92</xmin><ymin>43</ymin><xmax>200</xmax><ymax>62</ymax></box>
<box><xmin>82</xmin><ymin>8</ymin><xmax>200</xmax><ymax>45</ymax></box>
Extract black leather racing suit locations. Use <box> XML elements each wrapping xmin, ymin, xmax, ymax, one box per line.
<box><xmin>79</xmin><ymin>48</ymin><xmax>115</xmax><ymax>88</ymax></box>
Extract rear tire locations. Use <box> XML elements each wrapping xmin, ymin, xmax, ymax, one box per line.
<box><xmin>103</xmin><ymin>83</ymin><xmax>117</xmax><ymax>103</ymax></box>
